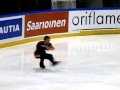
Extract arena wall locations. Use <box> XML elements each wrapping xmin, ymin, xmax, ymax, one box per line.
<box><xmin>0</xmin><ymin>8</ymin><xmax>120</xmax><ymax>48</ymax></box>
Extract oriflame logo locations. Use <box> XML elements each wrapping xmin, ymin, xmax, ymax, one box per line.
<box><xmin>69</xmin><ymin>10</ymin><xmax>120</xmax><ymax>32</ymax></box>
<box><xmin>72</xmin><ymin>11</ymin><xmax>120</xmax><ymax>25</ymax></box>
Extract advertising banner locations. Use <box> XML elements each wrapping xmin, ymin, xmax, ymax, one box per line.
<box><xmin>0</xmin><ymin>18</ymin><xmax>23</xmax><ymax>40</ymax></box>
<box><xmin>25</xmin><ymin>12</ymin><xmax>68</xmax><ymax>37</ymax></box>
<box><xmin>0</xmin><ymin>16</ymin><xmax>24</xmax><ymax>44</ymax></box>
<box><xmin>116</xmin><ymin>10</ymin><xmax>120</xmax><ymax>29</ymax></box>
<box><xmin>69</xmin><ymin>10</ymin><xmax>120</xmax><ymax>32</ymax></box>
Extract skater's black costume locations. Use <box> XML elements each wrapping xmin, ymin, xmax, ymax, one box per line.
<box><xmin>35</xmin><ymin>36</ymin><xmax>59</xmax><ymax>69</ymax></box>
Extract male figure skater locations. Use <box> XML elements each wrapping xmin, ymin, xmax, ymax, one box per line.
<box><xmin>34</xmin><ymin>36</ymin><xmax>59</xmax><ymax>69</ymax></box>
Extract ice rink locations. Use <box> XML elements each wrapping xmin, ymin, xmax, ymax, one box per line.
<box><xmin>0</xmin><ymin>34</ymin><xmax>120</xmax><ymax>90</ymax></box>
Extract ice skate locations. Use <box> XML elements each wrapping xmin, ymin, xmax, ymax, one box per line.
<box><xmin>52</xmin><ymin>61</ymin><xmax>61</xmax><ymax>66</ymax></box>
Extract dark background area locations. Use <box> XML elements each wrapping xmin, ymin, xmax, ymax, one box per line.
<box><xmin>0</xmin><ymin>0</ymin><xmax>119</xmax><ymax>15</ymax></box>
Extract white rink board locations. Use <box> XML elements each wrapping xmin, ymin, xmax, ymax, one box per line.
<box><xmin>116</xmin><ymin>10</ymin><xmax>120</xmax><ymax>29</ymax></box>
<box><xmin>69</xmin><ymin>10</ymin><xmax>120</xmax><ymax>32</ymax></box>
<box><xmin>0</xmin><ymin>16</ymin><xmax>24</xmax><ymax>44</ymax></box>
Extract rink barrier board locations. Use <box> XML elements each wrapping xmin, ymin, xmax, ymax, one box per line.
<box><xmin>79</xmin><ymin>29</ymin><xmax>119</xmax><ymax>35</ymax></box>
<box><xmin>0</xmin><ymin>33</ymin><xmax>80</xmax><ymax>48</ymax></box>
<box><xmin>1</xmin><ymin>8</ymin><xmax>120</xmax><ymax>48</ymax></box>
<box><xmin>0</xmin><ymin>29</ymin><xmax>119</xmax><ymax>48</ymax></box>
<box><xmin>68</xmin><ymin>10</ymin><xmax>120</xmax><ymax>33</ymax></box>
<box><xmin>24</xmin><ymin>11</ymin><xmax>68</xmax><ymax>38</ymax></box>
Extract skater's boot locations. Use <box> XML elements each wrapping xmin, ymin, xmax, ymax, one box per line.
<box><xmin>52</xmin><ymin>61</ymin><xmax>60</xmax><ymax>66</ymax></box>
<box><xmin>40</xmin><ymin>65</ymin><xmax>45</xmax><ymax>69</ymax></box>
<box><xmin>39</xmin><ymin>64</ymin><xmax>45</xmax><ymax>69</ymax></box>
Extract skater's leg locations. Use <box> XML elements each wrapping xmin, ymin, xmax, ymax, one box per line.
<box><xmin>45</xmin><ymin>54</ymin><xmax>60</xmax><ymax>66</ymax></box>
<box><xmin>39</xmin><ymin>56</ymin><xmax>45</xmax><ymax>69</ymax></box>
<box><xmin>45</xmin><ymin>54</ymin><xmax>54</xmax><ymax>63</ymax></box>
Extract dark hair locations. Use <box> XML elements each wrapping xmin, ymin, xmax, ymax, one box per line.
<box><xmin>44</xmin><ymin>36</ymin><xmax>50</xmax><ymax>40</ymax></box>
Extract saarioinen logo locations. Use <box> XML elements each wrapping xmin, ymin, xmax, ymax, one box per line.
<box><xmin>0</xmin><ymin>18</ymin><xmax>22</xmax><ymax>40</ymax></box>
<box><xmin>25</xmin><ymin>11</ymin><xmax>68</xmax><ymax>37</ymax></box>
<box><xmin>26</xmin><ymin>19</ymin><xmax>66</xmax><ymax>31</ymax></box>
<box><xmin>72</xmin><ymin>11</ymin><xmax>120</xmax><ymax>26</ymax></box>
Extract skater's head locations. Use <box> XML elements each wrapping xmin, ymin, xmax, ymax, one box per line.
<box><xmin>44</xmin><ymin>36</ymin><xmax>50</xmax><ymax>44</ymax></box>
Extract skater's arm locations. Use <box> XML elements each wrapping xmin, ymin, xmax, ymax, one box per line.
<box><xmin>49</xmin><ymin>45</ymin><xmax>55</xmax><ymax>50</ymax></box>
<box><xmin>37</xmin><ymin>42</ymin><xmax>47</xmax><ymax>50</ymax></box>
<box><xmin>46</xmin><ymin>43</ymin><xmax>55</xmax><ymax>50</ymax></box>
<box><xmin>41</xmin><ymin>45</ymin><xmax>46</xmax><ymax>48</ymax></box>
<box><xmin>46</xmin><ymin>46</ymin><xmax>55</xmax><ymax>50</ymax></box>
<box><xmin>39</xmin><ymin>45</ymin><xmax>54</xmax><ymax>50</ymax></box>
<box><xmin>37</xmin><ymin>42</ymin><xmax>55</xmax><ymax>50</ymax></box>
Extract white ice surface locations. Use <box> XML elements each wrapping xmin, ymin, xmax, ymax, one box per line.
<box><xmin>0</xmin><ymin>35</ymin><xmax>120</xmax><ymax>90</ymax></box>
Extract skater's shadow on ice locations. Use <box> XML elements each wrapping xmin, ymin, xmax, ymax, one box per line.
<box><xmin>33</xmin><ymin>68</ymin><xmax>61</xmax><ymax>73</ymax></box>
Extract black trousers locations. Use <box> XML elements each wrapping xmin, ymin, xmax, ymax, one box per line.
<box><xmin>40</xmin><ymin>53</ymin><xmax>55</xmax><ymax>67</ymax></box>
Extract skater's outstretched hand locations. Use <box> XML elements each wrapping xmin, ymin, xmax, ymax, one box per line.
<box><xmin>46</xmin><ymin>46</ymin><xmax>55</xmax><ymax>50</ymax></box>
<box><xmin>41</xmin><ymin>44</ymin><xmax>55</xmax><ymax>50</ymax></box>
